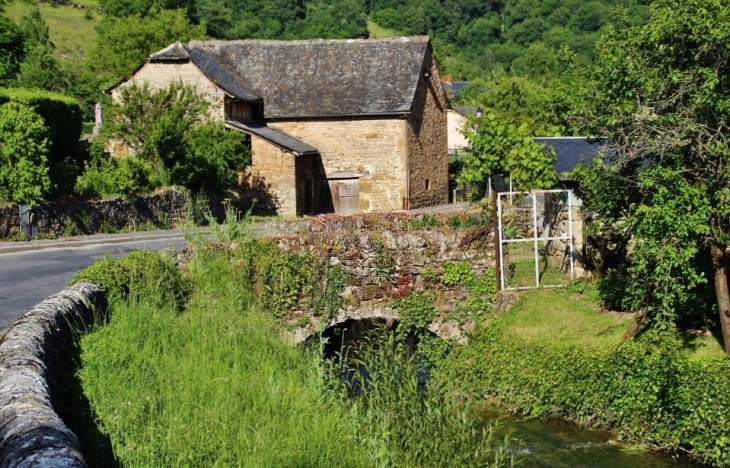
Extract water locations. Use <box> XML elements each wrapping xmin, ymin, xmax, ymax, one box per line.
<box><xmin>321</xmin><ymin>319</ymin><xmax>705</xmax><ymax>468</ymax></box>
<box><xmin>485</xmin><ymin>411</ymin><xmax>704</xmax><ymax>467</ymax></box>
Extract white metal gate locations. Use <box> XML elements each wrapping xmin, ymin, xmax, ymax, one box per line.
<box><xmin>496</xmin><ymin>189</ymin><xmax>575</xmax><ymax>290</ymax></box>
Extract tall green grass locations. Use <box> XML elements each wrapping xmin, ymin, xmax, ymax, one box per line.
<box><xmin>73</xmin><ymin>244</ymin><xmax>512</xmax><ymax>466</ymax></box>
<box><xmin>78</xmin><ymin>251</ymin><xmax>370</xmax><ymax>467</ymax></box>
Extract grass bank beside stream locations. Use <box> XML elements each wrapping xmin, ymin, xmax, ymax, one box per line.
<box><xmin>66</xmin><ymin>245</ymin><xmax>512</xmax><ymax>467</ymax></box>
<box><xmin>439</xmin><ymin>288</ymin><xmax>730</xmax><ymax>467</ymax></box>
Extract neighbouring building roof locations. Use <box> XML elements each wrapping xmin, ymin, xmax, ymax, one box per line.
<box><xmin>533</xmin><ymin>137</ymin><xmax>610</xmax><ymax>174</ymax></box>
<box><xmin>451</xmin><ymin>106</ymin><xmax>481</xmax><ymax>116</ymax></box>
<box><xmin>148</xmin><ymin>37</ymin><xmax>431</xmax><ymax>119</ymax></box>
<box><xmin>225</xmin><ymin>119</ymin><xmax>319</xmax><ymax>156</ymax></box>
<box><xmin>442</xmin><ymin>81</ymin><xmax>470</xmax><ymax>97</ymax></box>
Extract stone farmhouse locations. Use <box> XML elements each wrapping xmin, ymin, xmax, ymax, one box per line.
<box><xmin>110</xmin><ymin>36</ymin><xmax>449</xmax><ymax>216</ymax></box>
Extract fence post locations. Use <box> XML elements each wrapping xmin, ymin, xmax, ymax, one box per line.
<box><xmin>493</xmin><ymin>189</ymin><xmax>502</xmax><ymax>292</ymax></box>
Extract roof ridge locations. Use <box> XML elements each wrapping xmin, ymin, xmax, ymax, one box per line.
<box><xmin>187</xmin><ymin>36</ymin><xmax>430</xmax><ymax>47</ymax></box>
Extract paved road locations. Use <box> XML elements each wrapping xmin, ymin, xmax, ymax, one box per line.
<box><xmin>0</xmin><ymin>236</ymin><xmax>187</xmax><ymax>331</ymax></box>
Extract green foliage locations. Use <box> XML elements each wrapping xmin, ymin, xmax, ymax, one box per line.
<box><xmin>100</xmin><ymin>0</ymin><xmax>196</xmax><ymax>20</ymax></box>
<box><xmin>443</xmin><ymin>324</ymin><xmax>730</xmax><ymax>467</ymax></box>
<box><xmin>172</xmin><ymin>121</ymin><xmax>251</xmax><ymax>193</ymax></box>
<box><xmin>446</xmin><ymin>213</ymin><xmax>487</xmax><ymax>230</ymax></box>
<box><xmin>69</xmin><ymin>250</ymin><xmax>189</xmax><ymax>309</ymax></box>
<box><xmin>75</xmin><ymin>251</ymin><xmax>370</xmax><ymax>467</ymax></box>
<box><xmin>347</xmin><ymin>329</ymin><xmax>514</xmax><ymax>468</ymax></box>
<box><xmin>16</xmin><ymin>5</ymin><xmax>67</xmax><ymax>93</ymax></box>
<box><xmin>309</xmin><ymin>265</ymin><xmax>350</xmax><ymax>318</ymax></box>
<box><xmin>204</xmin><ymin>201</ymin><xmax>255</xmax><ymax>242</ymax></box>
<box><xmin>442</xmin><ymin>260</ymin><xmax>474</xmax><ymax>286</ymax></box>
<box><xmin>75</xmin><ymin>150</ymin><xmax>160</xmax><ymax>198</ymax></box>
<box><xmin>392</xmin><ymin>291</ymin><xmax>437</xmax><ymax>339</ymax></box>
<box><xmin>0</xmin><ymin>101</ymin><xmax>51</xmax><ymax>204</ymax></box>
<box><xmin>299</xmin><ymin>0</ymin><xmax>368</xmax><ymax>39</ymax></box>
<box><xmin>0</xmin><ymin>88</ymin><xmax>83</xmax><ymax>166</ymax></box>
<box><xmin>576</xmin><ymin>0</ymin><xmax>730</xmax><ymax>337</ymax></box>
<box><xmin>92</xmin><ymin>9</ymin><xmax>206</xmax><ymax>86</ymax></box>
<box><xmin>106</xmin><ymin>81</ymin><xmax>248</xmax><ymax>194</ymax></box>
<box><xmin>0</xmin><ymin>17</ymin><xmax>24</xmax><ymax>85</ymax></box>
<box><xmin>406</xmin><ymin>213</ymin><xmax>443</xmax><ymax>230</ymax></box>
<box><xmin>466</xmin><ymin>268</ymin><xmax>497</xmax><ymax>313</ymax></box>
<box><xmin>459</xmin><ymin>112</ymin><xmax>557</xmax><ymax>197</ymax></box>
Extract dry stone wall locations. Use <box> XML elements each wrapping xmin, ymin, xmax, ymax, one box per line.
<box><xmin>0</xmin><ymin>189</ymin><xmax>189</xmax><ymax>240</ymax></box>
<box><xmin>255</xmin><ymin>212</ymin><xmax>496</xmax><ymax>342</ymax></box>
<box><xmin>0</xmin><ymin>283</ymin><xmax>106</xmax><ymax>468</ymax></box>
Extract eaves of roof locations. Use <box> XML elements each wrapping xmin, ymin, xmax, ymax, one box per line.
<box><xmin>225</xmin><ymin>119</ymin><xmax>319</xmax><ymax>156</ymax></box>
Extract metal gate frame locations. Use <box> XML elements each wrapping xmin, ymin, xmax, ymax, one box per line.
<box><xmin>496</xmin><ymin>189</ymin><xmax>575</xmax><ymax>291</ymax></box>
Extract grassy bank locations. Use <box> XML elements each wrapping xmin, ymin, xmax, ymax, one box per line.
<box><xmin>439</xmin><ymin>287</ymin><xmax>730</xmax><ymax>466</ymax></box>
<box><xmin>68</xmin><ymin>244</ymin><xmax>511</xmax><ymax>467</ymax></box>
<box><xmin>3</xmin><ymin>0</ymin><xmax>100</xmax><ymax>65</ymax></box>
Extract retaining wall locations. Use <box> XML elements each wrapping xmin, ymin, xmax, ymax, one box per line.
<box><xmin>0</xmin><ymin>283</ymin><xmax>105</xmax><ymax>467</ymax></box>
<box><xmin>0</xmin><ymin>190</ymin><xmax>189</xmax><ymax>240</ymax></box>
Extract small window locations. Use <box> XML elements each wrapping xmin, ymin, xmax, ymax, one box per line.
<box><xmin>425</xmin><ymin>179</ymin><xmax>431</xmax><ymax>190</ymax></box>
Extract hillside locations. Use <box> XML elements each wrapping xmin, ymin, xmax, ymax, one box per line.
<box><xmin>2</xmin><ymin>0</ymin><xmax>101</xmax><ymax>68</ymax></box>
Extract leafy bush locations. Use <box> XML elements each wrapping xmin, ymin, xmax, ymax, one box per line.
<box><xmin>442</xmin><ymin>261</ymin><xmax>474</xmax><ymax>286</ymax></box>
<box><xmin>69</xmin><ymin>250</ymin><xmax>189</xmax><ymax>310</ymax></box>
<box><xmin>0</xmin><ymin>88</ymin><xmax>82</xmax><ymax>165</ymax></box>
<box><xmin>444</xmin><ymin>327</ymin><xmax>730</xmax><ymax>467</ymax></box>
<box><xmin>75</xmin><ymin>149</ymin><xmax>160</xmax><ymax>199</ymax></box>
<box><xmin>0</xmin><ymin>101</ymin><xmax>51</xmax><ymax>204</ymax></box>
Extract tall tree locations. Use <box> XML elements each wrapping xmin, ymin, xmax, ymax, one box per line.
<box><xmin>17</xmin><ymin>6</ymin><xmax>66</xmax><ymax>92</ymax></box>
<box><xmin>580</xmin><ymin>0</ymin><xmax>730</xmax><ymax>352</ymax></box>
<box><xmin>92</xmin><ymin>9</ymin><xmax>207</xmax><ymax>87</ymax></box>
<box><xmin>0</xmin><ymin>18</ymin><xmax>24</xmax><ymax>85</ymax></box>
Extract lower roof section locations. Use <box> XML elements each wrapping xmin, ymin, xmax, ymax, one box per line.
<box><xmin>225</xmin><ymin>119</ymin><xmax>319</xmax><ymax>156</ymax></box>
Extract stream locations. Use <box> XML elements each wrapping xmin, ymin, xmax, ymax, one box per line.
<box><xmin>321</xmin><ymin>318</ymin><xmax>705</xmax><ymax>468</ymax></box>
<box><xmin>485</xmin><ymin>410</ymin><xmax>703</xmax><ymax>467</ymax></box>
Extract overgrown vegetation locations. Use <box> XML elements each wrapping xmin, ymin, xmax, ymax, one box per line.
<box><xmin>440</xmin><ymin>287</ymin><xmax>730</xmax><ymax>467</ymax></box>
<box><xmin>68</xmin><ymin>245</ymin><xmax>511</xmax><ymax>467</ymax></box>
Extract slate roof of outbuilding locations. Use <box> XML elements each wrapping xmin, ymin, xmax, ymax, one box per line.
<box><xmin>533</xmin><ymin>137</ymin><xmax>611</xmax><ymax>174</ymax></box>
<box><xmin>148</xmin><ymin>37</ymin><xmax>431</xmax><ymax>119</ymax></box>
<box><xmin>225</xmin><ymin>120</ymin><xmax>319</xmax><ymax>155</ymax></box>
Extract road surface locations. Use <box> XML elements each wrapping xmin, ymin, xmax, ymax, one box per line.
<box><xmin>0</xmin><ymin>237</ymin><xmax>187</xmax><ymax>331</ymax></box>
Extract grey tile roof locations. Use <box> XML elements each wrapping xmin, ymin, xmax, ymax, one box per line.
<box><xmin>452</xmin><ymin>106</ymin><xmax>481</xmax><ymax>116</ymax></box>
<box><xmin>533</xmin><ymin>137</ymin><xmax>610</xmax><ymax>174</ymax></box>
<box><xmin>442</xmin><ymin>81</ymin><xmax>470</xmax><ymax>96</ymax></box>
<box><xmin>186</xmin><ymin>37</ymin><xmax>430</xmax><ymax>118</ymax></box>
<box><xmin>149</xmin><ymin>43</ymin><xmax>261</xmax><ymax>102</ymax></box>
<box><xmin>225</xmin><ymin>119</ymin><xmax>319</xmax><ymax>155</ymax></box>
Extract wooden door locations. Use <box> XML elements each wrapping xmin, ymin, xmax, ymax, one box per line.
<box><xmin>328</xmin><ymin>178</ymin><xmax>360</xmax><ymax>215</ymax></box>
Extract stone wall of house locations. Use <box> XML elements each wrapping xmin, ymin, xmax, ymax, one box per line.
<box><xmin>270</xmin><ymin>118</ymin><xmax>407</xmax><ymax>212</ymax></box>
<box><xmin>407</xmin><ymin>48</ymin><xmax>449</xmax><ymax>209</ymax></box>
<box><xmin>113</xmin><ymin>61</ymin><xmax>226</xmax><ymax>122</ymax></box>
<box><xmin>0</xmin><ymin>189</ymin><xmax>188</xmax><ymax>239</ymax></box>
<box><xmin>246</xmin><ymin>135</ymin><xmax>297</xmax><ymax>216</ymax></box>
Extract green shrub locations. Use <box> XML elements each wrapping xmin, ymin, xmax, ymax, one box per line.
<box><xmin>0</xmin><ymin>101</ymin><xmax>51</xmax><ymax>204</ymax></box>
<box><xmin>0</xmin><ymin>88</ymin><xmax>82</xmax><ymax>165</ymax></box>
<box><xmin>75</xmin><ymin>142</ymin><xmax>161</xmax><ymax>198</ymax></box>
<box><xmin>444</xmin><ymin>327</ymin><xmax>730</xmax><ymax>467</ymax></box>
<box><xmin>69</xmin><ymin>251</ymin><xmax>189</xmax><ymax>310</ymax></box>
<box><xmin>442</xmin><ymin>261</ymin><xmax>474</xmax><ymax>286</ymax></box>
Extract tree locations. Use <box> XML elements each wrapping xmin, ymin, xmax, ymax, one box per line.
<box><xmin>579</xmin><ymin>0</ymin><xmax>730</xmax><ymax>352</ymax></box>
<box><xmin>0</xmin><ymin>101</ymin><xmax>51</xmax><ymax>204</ymax></box>
<box><xmin>16</xmin><ymin>6</ymin><xmax>67</xmax><ymax>92</ymax></box>
<box><xmin>92</xmin><ymin>9</ymin><xmax>207</xmax><ymax>87</ymax></box>
<box><xmin>107</xmin><ymin>81</ymin><xmax>248</xmax><ymax>193</ymax></box>
<box><xmin>300</xmin><ymin>0</ymin><xmax>368</xmax><ymax>39</ymax></box>
<box><xmin>0</xmin><ymin>18</ymin><xmax>25</xmax><ymax>85</ymax></box>
<box><xmin>458</xmin><ymin>112</ymin><xmax>556</xmax><ymax>198</ymax></box>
